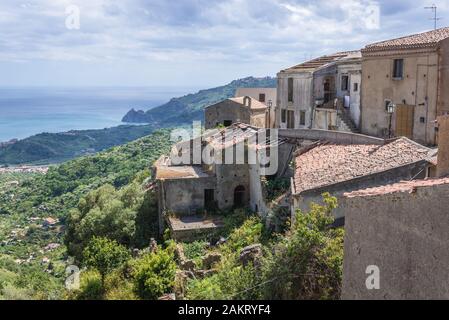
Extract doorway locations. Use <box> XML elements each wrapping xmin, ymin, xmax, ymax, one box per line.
<box><xmin>233</xmin><ymin>186</ymin><xmax>246</xmax><ymax>207</ymax></box>
<box><xmin>395</xmin><ymin>104</ymin><xmax>414</xmax><ymax>139</ymax></box>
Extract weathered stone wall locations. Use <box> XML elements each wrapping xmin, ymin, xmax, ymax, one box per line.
<box><xmin>342</xmin><ymin>182</ymin><xmax>449</xmax><ymax>299</ymax></box>
<box><xmin>215</xmin><ymin>164</ymin><xmax>250</xmax><ymax>210</ymax></box>
<box><xmin>161</xmin><ymin>177</ymin><xmax>216</xmax><ymax>214</ymax></box>
<box><xmin>205</xmin><ymin>100</ymin><xmax>251</xmax><ymax>129</ymax></box>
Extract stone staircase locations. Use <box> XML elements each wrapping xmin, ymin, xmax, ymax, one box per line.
<box><xmin>337</xmin><ymin>108</ymin><xmax>360</xmax><ymax>134</ymax></box>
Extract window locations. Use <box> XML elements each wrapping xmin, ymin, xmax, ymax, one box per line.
<box><xmin>204</xmin><ymin>189</ymin><xmax>215</xmax><ymax>209</ymax></box>
<box><xmin>299</xmin><ymin>111</ymin><xmax>306</xmax><ymax>126</ymax></box>
<box><xmin>341</xmin><ymin>75</ymin><xmax>349</xmax><ymax>91</ymax></box>
<box><xmin>281</xmin><ymin>109</ymin><xmax>287</xmax><ymax>123</ymax></box>
<box><xmin>288</xmin><ymin>78</ymin><xmax>294</xmax><ymax>103</ymax></box>
<box><xmin>393</xmin><ymin>59</ymin><xmax>404</xmax><ymax>79</ymax></box>
<box><xmin>259</xmin><ymin>93</ymin><xmax>266</xmax><ymax>103</ymax></box>
<box><xmin>353</xmin><ymin>83</ymin><xmax>359</xmax><ymax>92</ymax></box>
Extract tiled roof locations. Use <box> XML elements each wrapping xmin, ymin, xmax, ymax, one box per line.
<box><xmin>344</xmin><ymin>177</ymin><xmax>449</xmax><ymax>198</ymax></box>
<box><xmin>281</xmin><ymin>51</ymin><xmax>361</xmax><ymax>73</ymax></box>
<box><xmin>363</xmin><ymin>27</ymin><xmax>449</xmax><ymax>52</ymax></box>
<box><xmin>229</xmin><ymin>96</ymin><xmax>267</xmax><ymax>110</ymax></box>
<box><xmin>293</xmin><ymin>137</ymin><xmax>432</xmax><ymax>194</ymax></box>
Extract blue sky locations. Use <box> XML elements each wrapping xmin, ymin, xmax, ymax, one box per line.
<box><xmin>0</xmin><ymin>0</ymin><xmax>447</xmax><ymax>87</ymax></box>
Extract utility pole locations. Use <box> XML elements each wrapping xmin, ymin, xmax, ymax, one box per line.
<box><xmin>425</xmin><ymin>4</ymin><xmax>441</xmax><ymax>30</ymax></box>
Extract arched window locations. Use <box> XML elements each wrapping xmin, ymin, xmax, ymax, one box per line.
<box><xmin>234</xmin><ymin>185</ymin><xmax>246</xmax><ymax>207</ymax></box>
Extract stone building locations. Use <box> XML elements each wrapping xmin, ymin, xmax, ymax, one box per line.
<box><xmin>360</xmin><ymin>27</ymin><xmax>449</xmax><ymax>146</ymax></box>
<box><xmin>235</xmin><ymin>87</ymin><xmax>277</xmax><ymax>128</ymax></box>
<box><xmin>289</xmin><ymin>133</ymin><xmax>435</xmax><ymax>221</ymax></box>
<box><xmin>276</xmin><ymin>51</ymin><xmax>361</xmax><ymax>132</ymax></box>
<box><xmin>153</xmin><ymin>123</ymin><xmax>283</xmax><ymax>240</ymax></box>
<box><xmin>204</xmin><ymin>96</ymin><xmax>268</xmax><ymax>130</ymax></box>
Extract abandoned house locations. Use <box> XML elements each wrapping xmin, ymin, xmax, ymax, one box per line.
<box><xmin>276</xmin><ymin>51</ymin><xmax>361</xmax><ymax>133</ymax></box>
<box><xmin>289</xmin><ymin>132</ymin><xmax>435</xmax><ymax>221</ymax></box>
<box><xmin>360</xmin><ymin>27</ymin><xmax>449</xmax><ymax>145</ymax></box>
<box><xmin>235</xmin><ymin>87</ymin><xmax>277</xmax><ymax>128</ymax></box>
<box><xmin>341</xmin><ymin>114</ymin><xmax>449</xmax><ymax>300</ymax></box>
<box><xmin>204</xmin><ymin>96</ymin><xmax>269</xmax><ymax>130</ymax></box>
<box><xmin>153</xmin><ymin>123</ymin><xmax>286</xmax><ymax>241</ymax></box>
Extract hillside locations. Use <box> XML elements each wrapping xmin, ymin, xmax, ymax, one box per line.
<box><xmin>0</xmin><ymin>129</ymin><xmax>172</xmax><ymax>299</ymax></box>
<box><xmin>122</xmin><ymin>76</ymin><xmax>277</xmax><ymax>124</ymax></box>
<box><xmin>0</xmin><ymin>77</ymin><xmax>275</xmax><ymax>165</ymax></box>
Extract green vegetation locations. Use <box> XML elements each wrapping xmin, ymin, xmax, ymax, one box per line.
<box><xmin>184</xmin><ymin>194</ymin><xmax>344</xmax><ymax>300</ymax></box>
<box><xmin>0</xmin><ymin>77</ymin><xmax>275</xmax><ymax>166</ymax></box>
<box><xmin>0</xmin><ymin>129</ymin><xmax>172</xmax><ymax>299</ymax></box>
<box><xmin>122</xmin><ymin>76</ymin><xmax>276</xmax><ymax>125</ymax></box>
<box><xmin>82</xmin><ymin>237</ymin><xmax>130</xmax><ymax>285</ymax></box>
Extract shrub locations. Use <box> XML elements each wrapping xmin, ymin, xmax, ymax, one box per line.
<box><xmin>132</xmin><ymin>245</ymin><xmax>176</xmax><ymax>300</ymax></box>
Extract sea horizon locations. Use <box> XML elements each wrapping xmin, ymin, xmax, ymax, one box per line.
<box><xmin>0</xmin><ymin>85</ymin><xmax>198</xmax><ymax>142</ymax></box>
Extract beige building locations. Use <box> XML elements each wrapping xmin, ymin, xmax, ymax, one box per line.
<box><xmin>360</xmin><ymin>27</ymin><xmax>449</xmax><ymax>146</ymax></box>
<box><xmin>276</xmin><ymin>51</ymin><xmax>361</xmax><ymax>132</ymax></box>
<box><xmin>235</xmin><ymin>88</ymin><xmax>277</xmax><ymax>127</ymax></box>
<box><xmin>204</xmin><ymin>97</ymin><xmax>268</xmax><ymax>130</ymax></box>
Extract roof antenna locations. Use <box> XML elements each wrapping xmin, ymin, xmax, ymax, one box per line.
<box><xmin>424</xmin><ymin>4</ymin><xmax>442</xmax><ymax>30</ymax></box>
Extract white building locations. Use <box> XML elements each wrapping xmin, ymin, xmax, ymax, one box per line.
<box><xmin>276</xmin><ymin>51</ymin><xmax>361</xmax><ymax>132</ymax></box>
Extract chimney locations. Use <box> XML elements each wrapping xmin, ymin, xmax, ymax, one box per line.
<box><xmin>437</xmin><ymin>115</ymin><xmax>449</xmax><ymax>177</ymax></box>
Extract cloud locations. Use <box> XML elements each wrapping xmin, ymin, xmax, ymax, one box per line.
<box><xmin>0</xmin><ymin>0</ymin><xmax>447</xmax><ymax>86</ymax></box>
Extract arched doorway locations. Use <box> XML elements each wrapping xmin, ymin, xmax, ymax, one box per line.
<box><xmin>234</xmin><ymin>185</ymin><xmax>246</xmax><ymax>207</ymax></box>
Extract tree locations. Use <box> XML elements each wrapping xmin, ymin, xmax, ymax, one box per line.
<box><xmin>83</xmin><ymin>237</ymin><xmax>130</xmax><ymax>287</ymax></box>
<box><xmin>263</xmin><ymin>193</ymin><xmax>344</xmax><ymax>300</ymax></box>
<box><xmin>132</xmin><ymin>244</ymin><xmax>176</xmax><ymax>300</ymax></box>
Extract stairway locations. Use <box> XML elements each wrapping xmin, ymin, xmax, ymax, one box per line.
<box><xmin>337</xmin><ymin>108</ymin><xmax>360</xmax><ymax>134</ymax></box>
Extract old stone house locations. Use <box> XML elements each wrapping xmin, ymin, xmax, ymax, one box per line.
<box><xmin>276</xmin><ymin>51</ymin><xmax>362</xmax><ymax>132</ymax></box>
<box><xmin>204</xmin><ymin>96</ymin><xmax>268</xmax><ymax>130</ymax></box>
<box><xmin>153</xmin><ymin>123</ymin><xmax>283</xmax><ymax>240</ymax></box>
<box><xmin>289</xmin><ymin>132</ymin><xmax>435</xmax><ymax>221</ymax></box>
<box><xmin>360</xmin><ymin>27</ymin><xmax>449</xmax><ymax>146</ymax></box>
<box><xmin>235</xmin><ymin>87</ymin><xmax>277</xmax><ymax>128</ymax></box>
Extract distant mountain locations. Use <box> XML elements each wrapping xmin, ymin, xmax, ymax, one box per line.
<box><xmin>0</xmin><ymin>76</ymin><xmax>276</xmax><ymax>165</ymax></box>
<box><xmin>122</xmin><ymin>76</ymin><xmax>277</xmax><ymax>124</ymax></box>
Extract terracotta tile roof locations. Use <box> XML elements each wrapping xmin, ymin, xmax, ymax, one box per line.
<box><xmin>281</xmin><ymin>51</ymin><xmax>361</xmax><ymax>73</ymax></box>
<box><xmin>344</xmin><ymin>177</ymin><xmax>449</xmax><ymax>198</ymax></box>
<box><xmin>293</xmin><ymin>137</ymin><xmax>432</xmax><ymax>194</ymax></box>
<box><xmin>229</xmin><ymin>96</ymin><xmax>267</xmax><ymax>110</ymax></box>
<box><xmin>363</xmin><ymin>27</ymin><xmax>449</xmax><ymax>52</ymax></box>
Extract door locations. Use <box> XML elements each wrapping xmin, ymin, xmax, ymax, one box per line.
<box><xmin>395</xmin><ymin>104</ymin><xmax>414</xmax><ymax>138</ymax></box>
<box><xmin>287</xmin><ymin>110</ymin><xmax>295</xmax><ymax>129</ymax></box>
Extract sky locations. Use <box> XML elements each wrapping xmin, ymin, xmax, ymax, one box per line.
<box><xmin>0</xmin><ymin>0</ymin><xmax>448</xmax><ymax>88</ymax></box>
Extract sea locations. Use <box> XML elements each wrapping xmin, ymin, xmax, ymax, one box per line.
<box><xmin>0</xmin><ymin>86</ymin><xmax>196</xmax><ymax>142</ymax></box>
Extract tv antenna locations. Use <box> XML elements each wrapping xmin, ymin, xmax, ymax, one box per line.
<box><xmin>425</xmin><ymin>4</ymin><xmax>442</xmax><ymax>30</ymax></box>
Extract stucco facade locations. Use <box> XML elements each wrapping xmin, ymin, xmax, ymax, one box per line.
<box><xmin>341</xmin><ymin>179</ymin><xmax>449</xmax><ymax>299</ymax></box>
<box><xmin>360</xmin><ymin>28</ymin><xmax>449</xmax><ymax>146</ymax></box>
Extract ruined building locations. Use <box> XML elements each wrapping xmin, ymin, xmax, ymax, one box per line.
<box><xmin>276</xmin><ymin>51</ymin><xmax>361</xmax><ymax>132</ymax></box>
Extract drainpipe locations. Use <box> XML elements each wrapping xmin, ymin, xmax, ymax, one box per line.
<box><xmin>309</xmin><ymin>73</ymin><xmax>315</xmax><ymax>129</ymax></box>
